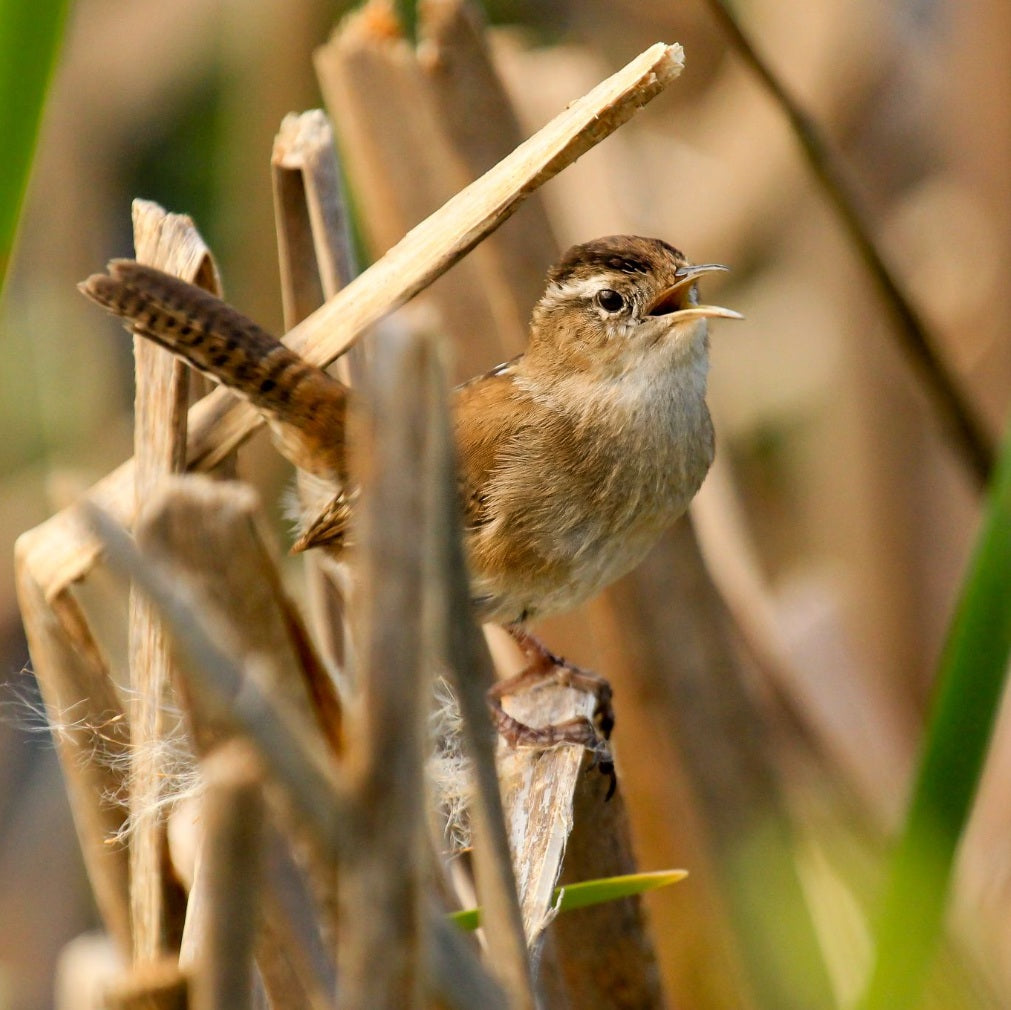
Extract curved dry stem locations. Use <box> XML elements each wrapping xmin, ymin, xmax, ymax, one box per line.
<box><xmin>702</xmin><ymin>0</ymin><xmax>994</xmax><ymax>488</ymax></box>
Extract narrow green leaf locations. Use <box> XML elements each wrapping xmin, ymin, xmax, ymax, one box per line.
<box><xmin>393</xmin><ymin>0</ymin><xmax>418</xmax><ymax>44</ymax></box>
<box><xmin>449</xmin><ymin>868</ymin><xmax>687</xmax><ymax>931</ymax></box>
<box><xmin>0</xmin><ymin>0</ymin><xmax>71</xmax><ymax>292</ymax></box>
<box><xmin>858</xmin><ymin>417</ymin><xmax>1011</xmax><ymax>1010</ymax></box>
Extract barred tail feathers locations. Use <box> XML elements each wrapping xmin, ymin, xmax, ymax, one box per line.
<box><xmin>80</xmin><ymin>260</ymin><xmax>348</xmax><ymax>481</ymax></box>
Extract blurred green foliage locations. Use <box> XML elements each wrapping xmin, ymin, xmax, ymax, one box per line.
<box><xmin>0</xmin><ymin>0</ymin><xmax>70</xmax><ymax>292</ymax></box>
<box><xmin>859</xmin><ymin>416</ymin><xmax>1011</xmax><ymax>1010</ymax></box>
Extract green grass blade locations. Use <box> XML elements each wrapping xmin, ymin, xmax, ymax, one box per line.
<box><xmin>449</xmin><ymin>906</ymin><xmax>481</xmax><ymax>932</ymax></box>
<box><xmin>449</xmin><ymin>868</ymin><xmax>688</xmax><ymax>931</ymax></box>
<box><xmin>553</xmin><ymin>869</ymin><xmax>688</xmax><ymax>913</ymax></box>
<box><xmin>0</xmin><ymin>0</ymin><xmax>71</xmax><ymax>292</ymax></box>
<box><xmin>857</xmin><ymin>418</ymin><xmax>1011</xmax><ymax>1010</ymax></box>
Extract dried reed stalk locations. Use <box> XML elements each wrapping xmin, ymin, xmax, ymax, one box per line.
<box><xmin>272</xmin><ymin>110</ymin><xmax>357</xmax><ymax>326</ymax></box>
<box><xmin>271</xmin><ymin>110</ymin><xmax>358</xmax><ymax>675</ymax></box>
<box><xmin>336</xmin><ymin>327</ymin><xmax>436</xmax><ymax>1010</ymax></box>
<box><xmin>493</xmin><ymin>685</ymin><xmax>597</xmax><ymax>942</ymax></box>
<box><xmin>598</xmin><ymin>519</ymin><xmax>837</xmax><ymax>1010</ymax></box>
<box><xmin>128</xmin><ymin>199</ymin><xmax>219</xmax><ymax>962</ymax></box>
<box><xmin>178</xmin><ymin>790</ymin><xmax>336</xmax><ymax>1009</ymax></box>
<box><xmin>248</xmin><ymin>827</ymin><xmax>337</xmax><ymax>1010</ymax></box>
<box><xmin>497</xmin><ymin>681</ymin><xmax>662</xmax><ymax>1004</ymax></box>
<box><xmin>12</xmin><ymin>198</ymin><xmax>224</xmax><ymax>962</ymax></box>
<box><xmin>89</xmin><ymin>472</ymin><xmax>506</xmax><ymax>1010</ymax></box>
<box><xmin>189</xmin><ymin>741</ymin><xmax>264</xmax><ymax>1010</ymax></box>
<box><xmin>418</xmin><ymin>331</ymin><xmax>534</xmax><ymax>1006</ymax></box>
<box><xmin>12</xmin><ymin>573</ymin><xmax>131</xmax><ymax>951</ymax></box>
<box><xmin>548</xmin><ymin>781</ymin><xmax>666</xmax><ymax>1008</ymax></box>
<box><xmin>132</xmin><ymin>478</ymin><xmax>340</xmax><ymax>1009</ymax></box>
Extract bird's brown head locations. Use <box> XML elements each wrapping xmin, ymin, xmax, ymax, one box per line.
<box><xmin>527</xmin><ymin>235</ymin><xmax>741</xmax><ymax>379</ymax></box>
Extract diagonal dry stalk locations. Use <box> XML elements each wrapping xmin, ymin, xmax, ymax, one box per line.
<box><xmin>314</xmin><ymin>0</ymin><xmax>557</xmax><ymax>368</ymax></box>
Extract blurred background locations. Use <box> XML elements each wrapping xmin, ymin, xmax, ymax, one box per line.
<box><xmin>1</xmin><ymin>0</ymin><xmax>1009</xmax><ymax>1007</ymax></box>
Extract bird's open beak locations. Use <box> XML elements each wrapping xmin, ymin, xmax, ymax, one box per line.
<box><xmin>646</xmin><ymin>263</ymin><xmax>744</xmax><ymax>322</ymax></box>
<box><xmin>665</xmin><ymin>304</ymin><xmax>744</xmax><ymax>322</ymax></box>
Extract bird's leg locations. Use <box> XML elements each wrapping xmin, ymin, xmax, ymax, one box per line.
<box><xmin>486</xmin><ymin>626</ymin><xmax>616</xmax><ymax>796</ymax></box>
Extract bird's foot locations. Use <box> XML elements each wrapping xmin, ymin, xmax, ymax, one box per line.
<box><xmin>487</xmin><ymin>627</ymin><xmax>617</xmax><ymax>799</ymax></box>
<box><xmin>504</xmin><ymin>626</ymin><xmax>615</xmax><ymax>739</ymax></box>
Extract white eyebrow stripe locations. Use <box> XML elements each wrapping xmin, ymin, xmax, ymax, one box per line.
<box><xmin>542</xmin><ymin>275</ymin><xmax>612</xmax><ymax>308</ymax></box>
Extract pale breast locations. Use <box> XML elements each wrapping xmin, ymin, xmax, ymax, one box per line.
<box><xmin>465</xmin><ymin>364</ymin><xmax>714</xmax><ymax>624</ymax></box>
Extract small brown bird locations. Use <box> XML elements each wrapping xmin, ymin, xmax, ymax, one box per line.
<box><xmin>81</xmin><ymin>236</ymin><xmax>740</xmax><ymax>771</ymax></box>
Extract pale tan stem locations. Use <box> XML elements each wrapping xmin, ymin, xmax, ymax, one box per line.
<box><xmin>421</xmin><ymin>335</ymin><xmax>535</xmax><ymax>1007</ymax></box>
<box><xmin>272</xmin><ymin>109</ymin><xmax>358</xmax><ymax>676</ymax></box>
<box><xmin>12</xmin><ymin>565</ymin><xmax>132</xmax><ymax>953</ymax></box>
<box><xmin>128</xmin><ymin>198</ymin><xmax>218</xmax><ymax>963</ymax></box>
<box><xmin>190</xmin><ymin>741</ymin><xmax>264</xmax><ymax>1010</ymax></box>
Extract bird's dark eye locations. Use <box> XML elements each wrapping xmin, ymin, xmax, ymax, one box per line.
<box><xmin>595</xmin><ymin>289</ymin><xmax>625</xmax><ymax>313</ymax></box>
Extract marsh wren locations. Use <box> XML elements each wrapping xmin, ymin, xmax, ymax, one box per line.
<box><xmin>82</xmin><ymin>236</ymin><xmax>741</xmax><ymax>770</ymax></box>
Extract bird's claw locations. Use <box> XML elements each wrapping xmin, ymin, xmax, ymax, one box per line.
<box><xmin>585</xmin><ymin>736</ymin><xmax>617</xmax><ymax>800</ymax></box>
